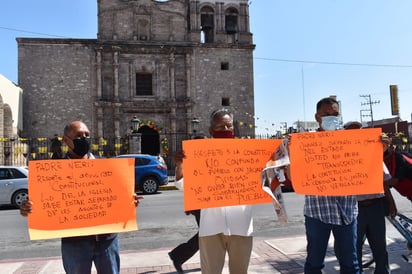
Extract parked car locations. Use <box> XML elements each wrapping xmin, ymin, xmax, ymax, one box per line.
<box><xmin>117</xmin><ymin>154</ymin><xmax>168</xmax><ymax>194</ymax></box>
<box><xmin>0</xmin><ymin>166</ymin><xmax>28</xmax><ymax>208</ymax></box>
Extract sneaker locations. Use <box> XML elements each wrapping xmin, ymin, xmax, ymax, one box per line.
<box><xmin>168</xmin><ymin>252</ymin><xmax>184</xmax><ymax>274</ymax></box>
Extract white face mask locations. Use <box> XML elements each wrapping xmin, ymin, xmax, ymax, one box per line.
<box><xmin>321</xmin><ymin>116</ymin><xmax>340</xmax><ymax>131</ymax></box>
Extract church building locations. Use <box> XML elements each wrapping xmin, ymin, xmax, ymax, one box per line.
<box><xmin>17</xmin><ymin>0</ymin><xmax>255</xmax><ymax>155</ymax></box>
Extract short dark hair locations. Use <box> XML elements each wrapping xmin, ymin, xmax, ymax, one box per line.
<box><xmin>316</xmin><ymin>97</ymin><xmax>339</xmax><ymax>112</ymax></box>
<box><xmin>209</xmin><ymin>108</ymin><xmax>233</xmax><ymax>127</ymax></box>
<box><xmin>193</xmin><ymin>133</ymin><xmax>206</xmax><ymax>139</ymax></box>
<box><xmin>63</xmin><ymin>124</ymin><xmax>71</xmax><ymax>136</ymax></box>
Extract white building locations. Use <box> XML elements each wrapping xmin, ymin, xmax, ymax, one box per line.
<box><xmin>0</xmin><ymin>74</ymin><xmax>23</xmax><ymax>137</ymax></box>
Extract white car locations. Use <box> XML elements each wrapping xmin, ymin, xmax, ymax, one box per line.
<box><xmin>0</xmin><ymin>166</ymin><xmax>28</xmax><ymax>208</ymax></box>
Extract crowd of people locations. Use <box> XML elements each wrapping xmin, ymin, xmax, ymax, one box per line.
<box><xmin>19</xmin><ymin>97</ymin><xmax>411</xmax><ymax>273</ymax></box>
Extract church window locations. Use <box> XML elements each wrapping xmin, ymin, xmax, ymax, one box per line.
<box><xmin>136</xmin><ymin>73</ymin><xmax>152</xmax><ymax>96</ymax></box>
<box><xmin>222</xmin><ymin>97</ymin><xmax>230</xmax><ymax>106</ymax></box>
<box><xmin>221</xmin><ymin>62</ymin><xmax>229</xmax><ymax>70</ymax></box>
<box><xmin>225</xmin><ymin>8</ymin><xmax>238</xmax><ymax>34</ymax></box>
<box><xmin>200</xmin><ymin>6</ymin><xmax>214</xmax><ymax>43</ymax></box>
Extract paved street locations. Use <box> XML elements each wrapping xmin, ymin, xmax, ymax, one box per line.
<box><xmin>1</xmin><ymin>186</ymin><xmax>412</xmax><ymax>273</ymax></box>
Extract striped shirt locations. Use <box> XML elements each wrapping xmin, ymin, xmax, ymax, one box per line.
<box><xmin>304</xmin><ymin>195</ymin><xmax>358</xmax><ymax>225</ymax></box>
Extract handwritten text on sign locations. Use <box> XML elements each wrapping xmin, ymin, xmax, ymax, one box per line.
<box><xmin>182</xmin><ymin>139</ymin><xmax>281</xmax><ymax>211</ymax></box>
<box><xmin>27</xmin><ymin>158</ymin><xmax>136</xmax><ymax>240</ymax></box>
<box><xmin>289</xmin><ymin>128</ymin><xmax>383</xmax><ymax>196</ymax></box>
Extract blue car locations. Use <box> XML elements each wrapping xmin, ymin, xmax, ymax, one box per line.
<box><xmin>117</xmin><ymin>154</ymin><xmax>168</xmax><ymax>194</ymax></box>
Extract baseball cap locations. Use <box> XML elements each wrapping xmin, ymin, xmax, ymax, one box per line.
<box><xmin>343</xmin><ymin>121</ymin><xmax>362</xmax><ymax>130</ymax></box>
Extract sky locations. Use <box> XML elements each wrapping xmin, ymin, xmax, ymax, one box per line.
<box><xmin>1</xmin><ymin>1</ymin><xmax>412</xmax><ymax>135</ymax></box>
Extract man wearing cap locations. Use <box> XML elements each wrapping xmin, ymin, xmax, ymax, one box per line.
<box><xmin>343</xmin><ymin>121</ymin><xmax>362</xmax><ymax>130</ymax></box>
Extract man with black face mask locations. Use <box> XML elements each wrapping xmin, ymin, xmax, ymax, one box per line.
<box><xmin>20</xmin><ymin>121</ymin><xmax>142</xmax><ymax>274</ymax></box>
<box><xmin>63</xmin><ymin>121</ymin><xmax>92</xmax><ymax>158</ymax></box>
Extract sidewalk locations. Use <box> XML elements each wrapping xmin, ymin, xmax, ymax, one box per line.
<box><xmin>1</xmin><ymin>234</ymin><xmax>411</xmax><ymax>274</ymax></box>
<box><xmin>2</xmin><ymin>184</ymin><xmax>411</xmax><ymax>273</ymax></box>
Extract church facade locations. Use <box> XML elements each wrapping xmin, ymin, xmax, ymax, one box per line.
<box><xmin>17</xmin><ymin>0</ymin><xmax>255</xmax><ymax>155</ymax></box>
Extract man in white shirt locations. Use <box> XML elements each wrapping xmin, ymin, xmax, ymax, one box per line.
<box><xmin>199</xmin><ymin>108</ymin><xmax>253</xmax><ymax>274</ymax></box>
<box><xmin>174</xmin><ymin>109</ymin><xmax>253</xmax><ymax>274</ymax></box>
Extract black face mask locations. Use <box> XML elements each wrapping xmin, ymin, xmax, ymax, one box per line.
<box><xmin>72</xmin><ymin>137</ymin><xmax>90</xmax><ymax>157</ymax></box>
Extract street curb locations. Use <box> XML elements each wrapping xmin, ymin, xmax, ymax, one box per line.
<box><xmin>159</xmin><ymin>183</ymin><xmax>178</xmax><ymax>191</ymax></box>
<box><xmin>159</xmin><ymin>185</ymin><xmax>178</xmax><ymax>191</ymax></box>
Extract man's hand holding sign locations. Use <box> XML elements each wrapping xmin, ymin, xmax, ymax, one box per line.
<box><xmin>182</xmin><ymin>138</ymin><xmax>281</xmax><ymax>211</ymax></box>
<box><xmin>289</xmin><ymin>128</ymin><xmax>383</xmax><ymax>196</ymax></box>
<box><xmin>27</xmin><ymin>158</ymin><xmax>138</xmax><ymax>240</ymax></box>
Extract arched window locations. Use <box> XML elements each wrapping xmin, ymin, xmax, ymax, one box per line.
<box><xmin>138</xmin><ymin>125</ymin><xmax>160</xmax><ymax>155</ymax></box>
<box><xmin>225</xmin><ymin>7</ymin><xmax>238</xmax><ymax>34</ymax></box>
<box><xmin>200</xmin><ymin>6</ymin><xmax>214</xmax><ymax>43</ymax></box>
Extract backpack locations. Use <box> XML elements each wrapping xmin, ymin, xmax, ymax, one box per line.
<box><xmin>397</xmin><ymin>153</ymin><xmax>412</xmax><ymax>180</ymax></box>
<box><xmin>386</xmin><ymin>152</ymin><xmax>412</xmax><ymax>200</ymax></box>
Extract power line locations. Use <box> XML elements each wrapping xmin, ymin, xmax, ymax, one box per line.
<box><xmin>0</xmin><ymin>26</ymin><xmax>67</xmax><ymax>38</ymax></box>
<box><xmin>254</xmin><ymin>57</ymin><xmax>412</xmax><ymax>68</ymax></box>
<box><xmin>3</xmin><ymin>25</ymin><xmax>412</xmax><ymax>69</ymax></box>
<box><xmin>360</xmin><ymin>94</ymin><xmax>380</xmax><ymax>127</ymax></box>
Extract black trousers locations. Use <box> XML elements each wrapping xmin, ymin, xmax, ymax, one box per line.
<box><xmin>169</xmin><ymin>210</ymin><xmax>201</xmax><ymax>265</ymax></box>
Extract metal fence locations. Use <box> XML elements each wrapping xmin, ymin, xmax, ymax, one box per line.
<box><xmin>0</xmin><ymin>134</ymin><xmax>191</xmax><ymax>174</ymax></box>
<box><xmin>3</xmin><ymin>134</ymin><xmax>411</xmax><ymax>173</ymax></box>
<box><xmin>0</xmin><ymin>133</ymin><xmax>261</xmax><ymax>170</ymax></box>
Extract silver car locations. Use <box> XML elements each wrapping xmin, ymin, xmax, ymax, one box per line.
<box><xmin>0</xmin><ymin>166</ymin><xmax>28</xmax><ymax>208</ymax></box>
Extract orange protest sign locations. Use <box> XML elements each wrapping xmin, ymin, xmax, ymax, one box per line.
<box><xmin>182</xmin><ymin>139</ymin><xmax>281</xmax><ymax>211</ymax></box>
<box><xmin>290</xmin><ymin>128</ymin><xmax>383</xmax><ymax>196</ymax></box>
<box><xmin>27</xmin><ymin>158</ymin><xmax>137</xmax><ymax>240</ymax></box>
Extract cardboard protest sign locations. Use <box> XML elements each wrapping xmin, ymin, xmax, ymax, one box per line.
<box><xmin>261</xmin><ymin>139</ymin><xmax>290</xmax><ymax>223</ymax></box>
<box><xmin>27</xmin><ymin>158</ymin><xmax>137</xmax><ymax>240</ymax></box>
<box><xmin>289</xmin><ymin>128</ymin><xmax>383</xmax><ymax>196</ymax></box>
<box><xmin>182</xmin><ymin>139</ymin><xmax>281</xmax><ymax>211</ymax></box>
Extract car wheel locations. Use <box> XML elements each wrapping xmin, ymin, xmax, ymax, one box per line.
<box><xmin>12</xmin><ymin>189</ymin><xmax>28</xmax><ymax>208</ymax></box>
<box><xmin>140</xmin><ymin>176</ymin><xmax>159</xmax><ymax>194</ymax></box>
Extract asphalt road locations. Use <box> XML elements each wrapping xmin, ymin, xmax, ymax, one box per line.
<box><xmin>0</xmin><ymin>189</ymin><xmax>411</xmax><ymax>261</ymax></box>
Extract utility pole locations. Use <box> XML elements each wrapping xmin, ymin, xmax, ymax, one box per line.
<box><xmin>360</xmin><ymin>110</ymin><xmax>367</xmax><ymax>124</ymax></box>
<box><xmin>359</xmin><ymin>94</ymin><xmax>380</xmax><ymax>127</ymax></box>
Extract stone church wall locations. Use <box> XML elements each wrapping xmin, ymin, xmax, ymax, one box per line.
<box><xmin>18</xmin><ymin>39</ymin><xmax>96</xmax><ymax>137</ymax></box>
<box><xmin>18</xmin><ymin>0</ymin><xmax>255</xmax><ymax>144</ymax></box>
<box><xmin>191</xmin><ymin>46</ymin><xmax>255</xmax><ymax>135</ymax></box>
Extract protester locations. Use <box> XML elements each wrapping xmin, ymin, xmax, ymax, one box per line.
<box><xmin>20</xmin><ymin>121</ymin><xmax>143</xmax><ymax>274</ymax></box>
<box><xmin>168</xmin><ymin>135</ymin><xmax>205</xmax><ymax>274</ymax></box>
<box><xmin>344</xmin><ymin>121</ymin><xmax>397</xmax><ymax>273</ymax></box>
<box><xmin>173</xmin><ymin>109</ymin><xmax>253</xmax><ymax>274</ymax></box>
<box><xmin>300</xmin><ymin>97</ymin><xmax>360</xmax><ymax>273</ymax></box>
<box><xmin>383</xmin><ymin>135</ymin><xmax>412</xmax><ymax>202</ymax></box>
<box><xmin>50</xmin><ymin>134</ymin><xmax>63</xmax><ymax>159</ymax></box>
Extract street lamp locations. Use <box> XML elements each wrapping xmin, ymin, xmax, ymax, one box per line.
<box><xmin>131</xmin><ymin>116</ymin><xmax>140</xmax><ymax>133</ymax></box>
<box><xmin>191</xmin><ymin>118</ymin><xmax>200</xmax><ymax>136</ymax></box>
<box><xmin>129</xmin><ymin>116</ymin><xmax>141</xmax><ymax>154</ymax></box>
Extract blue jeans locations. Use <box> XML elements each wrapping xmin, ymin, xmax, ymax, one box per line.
<box><xmin>304</xmin><ymin>216</ymin><xmax>360</xmax><ymax>274</ymax></box>
<box><xmin>61</xmin><ymin>235</ymin><xmax>120</xmax><ymax>274</ymax></box>
<box><xmin>357</xmin><ymin>198</ymin><xmax>390</xmax><ymax>273</ymax></box>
